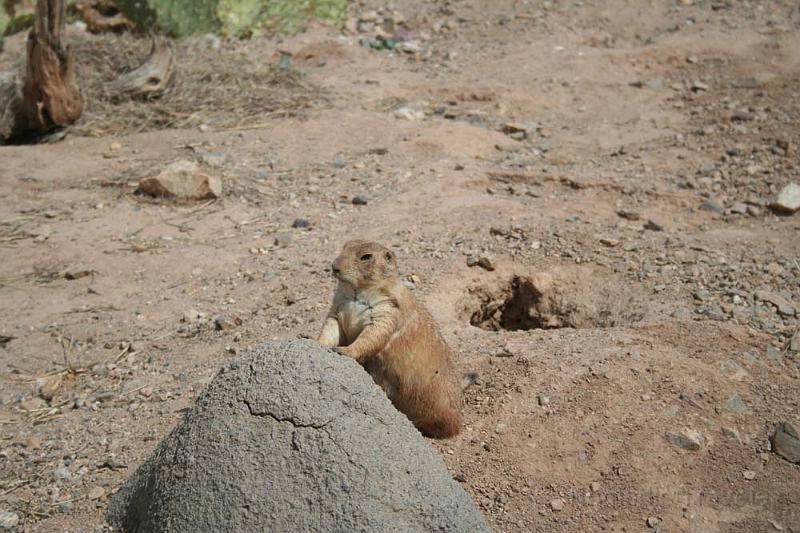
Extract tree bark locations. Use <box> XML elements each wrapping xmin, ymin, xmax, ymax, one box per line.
<box><xmin>20</xmin><ymin>0</ymin><xmax>83</xmax><ymax>135</ymax></box>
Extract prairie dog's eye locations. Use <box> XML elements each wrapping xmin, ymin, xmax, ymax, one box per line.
<box><xmin>360</xmin><ymin>253</ymin><xmax>373</xmax><ymax>261</ymax></box>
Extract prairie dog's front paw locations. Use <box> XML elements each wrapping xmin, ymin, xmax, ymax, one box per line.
<box><xmin>333</xmin><ymin>346</ymin><xmax>354</xmax><ymax>358</ymax></box>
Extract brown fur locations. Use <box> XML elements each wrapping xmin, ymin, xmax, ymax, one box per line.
<box><xmin>318</xmin><ymin>240</ymin><xmax>463</xmax><ymax>438</ymax></box>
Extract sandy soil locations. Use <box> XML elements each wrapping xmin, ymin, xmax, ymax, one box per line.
<box><xmin>1</xmin><ymin>1</ymin><xmax>799</xmax><ymax>531</ymax></box>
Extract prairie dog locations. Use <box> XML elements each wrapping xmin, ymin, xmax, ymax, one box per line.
<box><xmin>318</xmin><ymin>240</ymin><xmax>463</xmax><ymax>438</ymax></box>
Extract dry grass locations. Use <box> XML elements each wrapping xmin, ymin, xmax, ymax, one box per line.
<box><xmin>67</xmin><ymin>33</ymin><xmax>326</xmax><ymax>136</ymax></box>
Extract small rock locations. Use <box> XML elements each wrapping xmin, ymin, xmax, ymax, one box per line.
<box><xmin>647</xmin><ymin>516</ymin><xmax>661</xmax><ymax>528</ymax></box>
<box><xmin>666</xmin><ymin>429</ymin><xmax>704</xmax><ymax>451</ymax></box>
<box><xmin>396</xmin><ymin>41</ymin><xmax>421</xmax><ymax>54</ymax></box>
<box><xmin>790</xmin><ymin>330</ymin><xmax>800</xmax><ymax>352</ymax></box>
<box><xmin>25</xmin><ymin>436</ymin><xmax>42</xmax><ymax>450</ymax></box>
<box><xmin>643</xmin><ymin>219</ymin><xmax>664</xmax><ymax>231</ymax></box>
<box><xmin>88</xmin><ymin>486</ymin><xmax>106</xmax><ymax>500</ymax></box>
<box><xmin>273</xmin><ymin>232</ymin><xmax>293</xmax><ymax>248</ymax></box>
<box><xmin>201</xmin><ymin>152</ymin><xmax>226</xmax><ymax>168</ymax></box>
<box><xmin>109</xmin><ymin>142</ymin><xmax>122</xmax><ymax>151</ymax></box>
<box><xmin>617</xmin><ymin>209</ymin><xmax>641</xmax><ymax>220</ymax></box>
<box><xmin>771</xmin><ymin>183</ymin><xmax>800</xmax><ymax>214</ymax></box>
<box><xmin>699</xmin><ymin>199</ymin><xmax>725</xmax><ymax>215</ymax></box>
<box><xmin>726</xmin><ymin>394</ymin><xmax>747</xmax><ymax>414</ymax></box>
<box><xmin>393</xmin><ymin>106</ymin><xmax>425</xmax><ymax>121</ymax></box>
<box><xmin>537</xmin><ymin>395</ymin><xmax>550</xmax><ymax>407</ymax></box>
<box><xmin>332</xmin><ymin>158</ymin><xmax>346</xmax><ymax>169</ymax></box>
<box><xmin>352</xmin><ymin>194</ymin><xmax>369</xmax><ymax>205</ymax></box>
<box><xmin>766</xmin><ymin>345</ymin><xmax>782</xmax><ymax>361</ymax></box>
<box><xmin>549</xmin><ymin>499</ymin><xmax>565</xmax><ymax>511</ymax></box>
<box><xmin>19</xmin><ymin>397</ymin><xmax>47</xmax><ymax>411</ymax></box>
<box><xmin>183</xmin><ymin>309</ymin><xmax>202</xmax><ymax>323</ymax></box>
<box><xmin>54</xmin><ymin>466</ymin><xmax>71</xmax><ymax>482</ymax></box>
<box><xmin>0</xmin><ymin>512</ymin><xmax>19</xmax><ymax>530</ymax></box>
<box><xmin>729</xmin><ymin>202</ymin><xmax>748</xmax><ymax>215</ymax></box>
<box><xmin>599</xmin><ymin>238</ymin><xmax>619</xmax><ymax>247</ymax></box>
<box><xmin>746</xmin><ymin>205</ymin><xmax>761</xmax><ymax>217</ymax></box>
<box><xmin>64</xmin><ymin>267</ymin><xmax>92</xmax><ymax>280</ymax></box>
<box><xmin>466</xmin><ymin>255</ymin><xmax>478</xmax><ymax>267</ymax></box>
<box><xmin>694</xmin><ymin>289</ymin><xmax>711</xmax><ymax>302</ymax></box>
<box><xmin>742</xmin><ymin>470</ymin><xmax>757</xmax><ymax>480</ymax></box>
<box><xmin>137</xmin><ymin>160</ymin><xmax>221</xmax><ymax>200</ymax></box>
<box><xmin>494</xmin><ymin>423</ymin><xmax>507</xmax><ymax>435</ymax></box>
<box><xmin>292</xmin><ymin>218</ymin><xmax>311</xmax><ymax>229</ymax></box>
<box><xmin>691</xmin><ymin>80</ymin><xmax>710</xmax><ymax>92</ymax></box>
<box><xmin>771</xmin><ymin>422</ymin><xmax>800</xmax><ymax>464</ymax></box>
<box><xmin>731</xmin><ymin>77</ymin><xmax>760</xmax><ymax>89</ymax></box>
<box><xmin>501</xmin><ymin>123</ymin><xmax>528</xmax><ymax>137</ymax></box>
<box><xmin>768</xmin><ymin>519</ymin><xmax>784</xmax><ymax>531</ymax></box>
<box><xmin>754</xmin><ymin>291</ymin><xmax>796</xmax><ymax>317</ymax></box>
<box><xmin>731</xmin><ymin>110</ymin><xmax>754</xmax><ymax>122</ymax></box>
<box><xmin>721</xmin><ymin>426</ymin><xmax>742</xmax><ymax>443</ymax></box>
<box><xmin>590</xmin><ymin>482</ymin><xmax>601</xmax><ymax>493</ymax></box>
<box><xmin>476</xmin><ymin>257</ymin><xmax>495</xmax><ymax>271</ymax></box>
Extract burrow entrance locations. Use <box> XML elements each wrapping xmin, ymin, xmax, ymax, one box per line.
<box><xmin>465</xmin><ymin>272</ymin><xmax>645</xmax><ymax>332</ymax></box>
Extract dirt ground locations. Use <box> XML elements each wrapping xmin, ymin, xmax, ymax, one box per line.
<box><xmin>1</xmin><ymin>0</ymin><xmax>799</xmax><ymax>531</ymax></box>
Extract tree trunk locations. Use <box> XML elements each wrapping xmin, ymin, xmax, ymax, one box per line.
<box><xmin>20</xmin><ymin>0</ymin><xmax>83</xmax><ymax>134</ymax></box>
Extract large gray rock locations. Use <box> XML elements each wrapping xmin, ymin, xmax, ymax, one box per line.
<box><xmin>107</xmin><ymin>339</ymin><xmax>488</xmax><ymax>533</ymax></box>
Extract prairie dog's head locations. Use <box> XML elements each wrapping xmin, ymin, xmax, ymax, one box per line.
<box><xmin>331</xmin><ymin>240</ymin><xmax>398</xmax><ymax>289</ymax></box>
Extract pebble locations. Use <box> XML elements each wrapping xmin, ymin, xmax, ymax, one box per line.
<box><xmin>665</xmin><ymin>429</ymin><xmax>704</xmax><ymax>451</ymax></box>
<box><xmin>537</xmin><ymin>395</ymin><xmax>550</xmax><ymax>406</ymax></box>
<box><xmin>694</xmin><ymin>289</ymin><xmax>711</xmax><ymax>302</ymax></box>
<box><xmin>273</xmin><ymin>232</ymin><xmax>293</xmax><ymax>248</ymax></box>
<box><xmin>771</xmin><ymin>183</ymin><xmax>800</xmax><ymax>214</ymax></box>
<box><xmin>770</xmin><ymin>422</ymin><xmax>800</xmax><ymax>464</ymax></box>
<box><xmin>766</xmin><ymin>345</ymin><xmax>782</xmax><ymax>362</ymax></box>
<box><xmin>599</xmin><ymin>238</ymin><xmax>619</xmax><ymax>247</ymax></box>
<box><xmin>691</xmin><ymin>80</ymin><xmax>710</xmax><ymax>92</ymax></box>
<box><xmin>352</xmin><ymin>194</ymin><xmax>369</xmax><ymax>205</ymax></box>
<box><xmin>88</xmin><ymin>486</ymin><xmax>106</xmax><ymax>500</ymax></box>
<box><xmin>550</xmin><ymin>498</ymin><xmax>565</xmax><ymax>511</ymax></box>
<box><xmin>731</xmin><ymin>110</ymin><xmax>754</xmax><ymax>122</ymax></box>
<box><xmin>755</xmin><ymin>291</ymin><xmax>796</xmax><ymax>317</ymax></box>
<box><xmin>742</xmin><ymin>470</ymin><xmax>757</xmax><ymax>480</ymax></box>
<box><xmin>0</xmin><ymin>512</ymin><xmax>19</xmax><ymax>530</ymax></box>
<box><xmin>790</xmin><ymin>331</ymin><xmax>800</xmax><ymax>352</ymax></box>
<box><xmin>644</xmin><ymin>219</ymin><xmax>664</xmax><ymax>231</ymax></box>
<box><xmin>590</xmin><ymin>481</ymin><xmax>601</xmax><ymax>493</ymax></box>
<box><xmin>617</xmin><ymin>209</ymin><xmax>641</xmax><ymax>221</ymax></box>
<box><xmin>54</xmin><ymin>466</ymin><xmax>71</xmax><ymax>482</ymax></box>
<box><xmin>495</xmin><ymin>423</ymin><xmax>507</xmax><ymax>435</ymax></box>
<box><xmin>393</xmin><ymin>106</ymin><xmax>425</xmax><ymax>121</ymax></box>
<box><xmin>699</xmin><ymin>199</ymin><xmax>725</xmax><ymax>215</ymax></box>
<box><xmin>731</xmin><ymin>77</ymin><xmax>760</xmax><ymax>88</ymax></box>
<box><xmin>721</xmin><ymin>426</ymin><xmax>742</xmax><ymax>444</ymax></box>
<box><xmin>25</xmin><ymin>436</ymin><xmax>42</xmax><ymax>450</ymax></box>
<box><xmin>502</xmin><ymin>122</ymin><xmax>529</xmax><ymax>137</ymax></box>
<box><xmin>726</xmin><ymin>394</ymin><xmax>747</xmax><ymax>414</ymax></box>
<box><xmin>729</xmin><ymin>202</ymin><xmax>748</xmax><ymax>215</ymax></box>
<box><xmin>467</xmin><ymin>255</ymin><xmax>495</xmax><ymax>271</ymax></box>
<box><xmin>647</xmin><ymin>516</ymin><xmax>661</xmax><ymax>528</ymax></box>
<box><xmin>292</xmin><ymin>218</ymin><xmax>311</xmax><ymax>229</ymax></box>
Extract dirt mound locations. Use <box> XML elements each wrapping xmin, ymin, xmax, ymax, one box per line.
<box><xmin>107</xmin><ymin>339</ymin><xmax>489</xmax><ymax>533</ymax></box>
<box><xmin>465</xmin><ymin>266</ymin><xmax>647</xmax><ymax>331</ymax></box>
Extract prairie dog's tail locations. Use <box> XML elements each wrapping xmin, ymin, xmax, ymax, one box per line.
<box><xmin>461</xmin><ymin>372</ymin><xmax>480</xmax><ymax>391</ymax></box>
